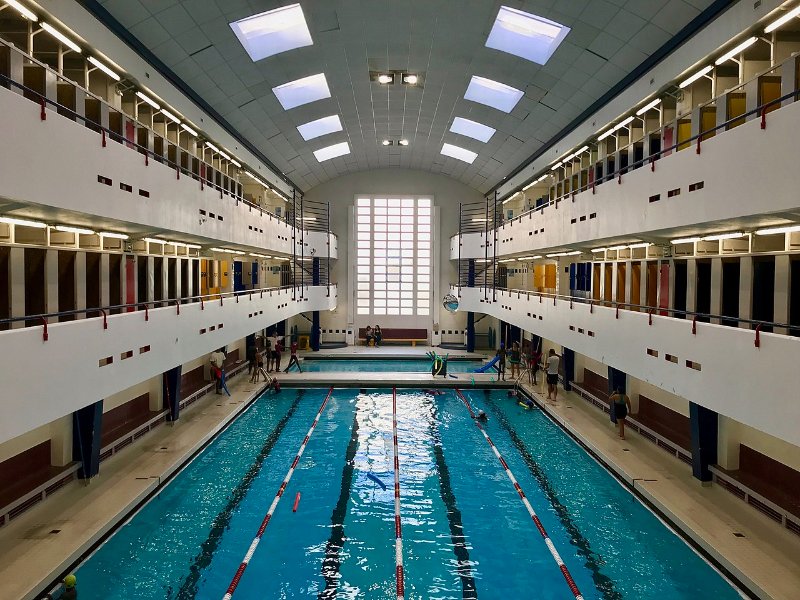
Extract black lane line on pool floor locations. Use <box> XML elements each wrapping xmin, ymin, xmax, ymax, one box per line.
<box><xmin>318</xmin><ymin>406</ymin><xmax>361</xmax><ymax>599</ymax></box>
<box><xmin>173</xmin><ymin>390</ymin><xmax>305</xmax><ymax>600</ymax></box>
<box><xmin>483</xmin><ymin>394</ymin><xmax>622</xmax><ymax>600</ymax></box>
<box><xmin>429</xmin><ymin>399</ymin><xmax>479</xmax><ymax>600</ymax></box>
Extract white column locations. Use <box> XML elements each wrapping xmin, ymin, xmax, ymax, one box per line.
<box><xmin>75</xmin><ymin>252</ymin><xmax>86</xmax><ymax>319</ymax></box>
<box><xmin>147</xmin><ymin>256</ymin><xmax>155</xmax><ymax>303</ymax></box>
<box><xmin>148</xmin><ymin>374</ymin><xmax>163</xmax><ymax>412</ymax></box>
<box><xmin>100</xmin><ymin>253</ymin><xmax>110</xmax><ymax>308</ymax></box>
<box><xmin>10</xmin><ymin>247</ymin><xmax>25</xmax><ymax>329</ymax></box>
<box><xmin>717</xmin><ymin>416</ymin><xmax>740</xmax><ymax>470</ymax></box>
<box><xmin>45</xmin><ymin>249</ymin><xmax>58</xmax><ymax>314</ymax></box>
<box><xmin>624</xmin><ymin>260</ymin><xmax>633</xmax><ymax>304</ymax></box>
<box><xmin>667</xmin><ymin>259</ymin><xmax>676</xmax><ymax>311</ymax></box>
<box><xmin>739</xmin><ymin>256</ymin><xmax>753</xmax><ymax>326</ymax></box>
<box><xmin>774</xmin><ymin>254</ymin><xmax>790</xmax><ymax>335</ymax></box>
<box><xmin>686</xmin><ymin>259</ymin><xmax>697</xmax><ymax>313</ymax></box>
<box><xmin>49</xmin><ymin>415</ymin><xmax>73</xmax><ymax>467</ymax></box>
<box><xmin>639</xmin><ymin>260</ymin><xmax>647</xmax><ymax>307</ymax></box>
<box><xmin>557</xmin><ymin>260</ymin><xmax>570</xmax><ymax>296</ymax></box>
<box><xmin>175</xmin><ymin>258</ymin><xmax>182</xmax><ymax>300</ymax></box>
<box><xmin>611</xmin><ymin>261</ymin><xmax>618</xmax><ymax>302</ymax></box>
<box><xmin>710</xmin><ymin>258</ymin><xmax>723</xmax><ymax>324</ymax></box>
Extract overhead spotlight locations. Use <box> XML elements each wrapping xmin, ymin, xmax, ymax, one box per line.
<box><xmin>403</xmin><ymin>74</ymin><xmax>419</xmax><ymax>85</ymax></box>
<box><xmin>378</xmin><ymin>73</ymin><xmax>393</xmax><ymax>84</ymax></box>
<box><xmin>382</xmin><ymin>139</ymin><xmax>393</xmax><ymax>146</ymax></box>
<box><xmin>398</xmin><ymin>139</ymin><xmax>409</xmax><ymax>146</ymax></box>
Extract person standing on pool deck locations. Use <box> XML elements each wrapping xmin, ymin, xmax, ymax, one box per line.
<box><xmin>610</xmin><ymin>387</ymin><xmax>634</xmax><ymax>439</ymax></box>
<box><xmin>284</xmin><ymin>340</ymin><xmax>302</xmax><ymax>372</ymax></box>
<box><xmin>210</xmin><ymin>348</ymin><xmax>226</xmax><ymax>394</ymax></box>
<box><xmin>509</xmin><ymin>341</ymin><xmax>521</xmax><ymax>379</ymax></box>
<box><xmin>496</xmin><ymin>342</ymin><xmax>507</xmax><ymax>381</ymax></box>
<box><xmin>546</xmin><ymin>349</ymin><xmax>560</xmax><ymax>401</ymax></box>
<box><xmin>268</xmin><ymin>330</ymin><xmax>283</xmax><ymax>372</ymax></box>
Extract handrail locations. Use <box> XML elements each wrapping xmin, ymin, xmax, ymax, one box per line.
<box><xmin>480</xmin><ymin>75</ymin><xmax>800</xmax><ymax>222</ymax></box>
<box><xmin>453</xmin><ymin>284</ymin><xmax>800</xmax><ymax>334</ymax></box>
<box><xmin>0</xmin><ymin>283</ymin><xmax>336</xmax><ymax>328</ymax></box>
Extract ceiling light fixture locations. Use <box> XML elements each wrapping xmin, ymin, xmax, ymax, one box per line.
<box><xmin>41</xmin><ymin>23</ymin><xmax>81</xmax><ymax>53</ymax></box>
<box><xmin>398</xmin><ymin>139</ymin><xmax>409</xmax><ymax>146</ymax></box>
<box><xmin>231</xmin><ymin>159</ymin><xmax>242</xmax><ymax>168</ymax></box>
<box><xmin>765</xmin><ymin>5</ymin><xmax>800</xmax><ymax>33</ymax></box>
<box><xmin>755</xmin><ymin>224</ymin><xmax>800</xmax><ymax>235</ymax></box>
<box><xmin>701</xmin><ymin>232</ymin><xmax>746</xmax><ymax>241</ymax></box>
<box><xmin>180</xmin><ymin>123</ymin><xmax>198</xmax><ymax>136</ymax></box>
<box><xmin>670</xmin><ymin>237</ymin><xmax>700</xmax><ymax>244</ymax></box>
<box><xmin>715</xmin><ymin>37</ymin><xmax>758</xmax><ymax>65</ymax></box>
<box><xmin>464</xmin><ymin>75</ymin><xmax>524</xmax><ymax>113</ymax></box>
<box><xmin>135</xmin><ymin>91</ymin><xmax>160</xmax><ymax>110</ymax></box>
<box><xmin>591</xmin><ymin>247</ymin><xmax>607</xmax><ymax>253</ymax></box>
<box><xmin>382</xmin><ymin>140</ymin><xmax>393</xmax><ymax>146</ymax></box>
<box><xmin>613</xmin><ymin>116</ymin><xmax>635</xmax><ymax>131</ymax></box>
<box><xmin>218</xmin><ymin>150</ymin><xmax>231</xmax><ymax>160</ymax></box>
<box><xmin>229</xmin><ymin>3</ymin><xmax>313</xmax><ymax>62</ymax></box>
<box><xmin>99</xmin><ymin>231</ymin><xmax>129</xmax><ymax>239</ymax></box>
<box><xmin>679</xmin><ymin>65</ymin><xmax>713</xmax><ymax>89</ymax></box>
<box><xmin>627</xmin><ymin>242</ymin><xmax>651</xmax><ymax>249</ymax></box>
<box><xmin>636</xmin><ymin>97</ymin><xmax>662</xmax><ymax>115</ymax></box>
<box><xmin>6</xmin><ymin>0</ymin><xmax>37</xmax><ymax>21</ymax></box>
<box><xmin>313</xmin><ymin>141</ymin><xmax>350</xmax><ymax>162</ymax></box>
<box><xmin>54</xmin><ymin>225</ymin><xmax>94</xmax><ymax>235</ymax></box>
<box><xmin>160</xmin><ymin>108</ymin><xmax>180</xmax><ymax>124</ymax></box>
<box><xmin>607</xmin><ymin>245</ymin><xmax>628</xmax><ymax>251</ymax></box>
<box><xmin>441</xmin><ymin>143</ymin><xmax>478</xmax><ymax>164</ymax></box>
<box><xmin>273</xmin><ymin>73</ymin><xmax>331</xmax><ymax>110</ymax></box>
<box><xmin>403</xmin><ymin>74</ymin><xmax>418</xmax><ymax>84</ymax></box>
<box><xmin>143</xmin><ymin>237</ymin><xmax>165</xmax><ymax>245</ymax></box>
<box><xmin>87</xmin><ymin>56</ymin><xmax>120</xmax><ymax>81</ymax></box>
<box><xmin>297</xmin><ymin>114</ymin><xmax>343</xmax><ymax>141</ymax></box>
<box><xmin>0</xmin><ymin>216</ymin><xmax>46</xmax><ymax>228</ymax></box>
<box><xmin>597</xmin><ymin>128</ymin><xmax>615</xmax><ymax>141</ymax></box>
<box><xmin>550</xmin><ymin>161</ymin><xmax>562</xmax><ymax>170</ymax></box>
<box><xmin>205</xmin><ymin>142</ymin><xmax>219</xmax><ymax>153</ymax></box>
<box><xmin>377</xmin><ymin>74</ymin><xmax>393</xmax><ymax>84</ymax></box>
<box><xmin>485</xmin><ymin>6</ymin><xmax>570</xmax><ymax>65</ymax></box>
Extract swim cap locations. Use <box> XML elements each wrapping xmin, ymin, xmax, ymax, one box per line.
<box><xmin>64</xmin><ymin>574</ymin><xmax>77</xmax><ymax>588</ymax></box>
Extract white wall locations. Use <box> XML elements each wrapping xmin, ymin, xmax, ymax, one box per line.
<box><xmin>454</xmin><ymin>98</ymin><xmax>800</xmax><ymax>260</ymax></box>
<box><xmin>304</xmin><ymin>169</ymin><xmax>482</xmax><ymax>338</ymax></box>
<box><xmin>457</xmin><ymin>286</ymin><xmax>800</xmax><ymax>447</ymax></box>
<box><xmin>0</xmin><ymin>86</ymin><xmax>335</xmax><ymax>259</ymax></box>
<box><xmin>0</xmin><ymin>285</ymin><xmax>336</xmax><ymax>445</ymax></box>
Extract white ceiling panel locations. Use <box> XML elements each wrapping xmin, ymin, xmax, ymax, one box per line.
<box><xmin>98</xmin><ymin>0</ymin><xmax>718</xmax><ymax>192</ymax></box>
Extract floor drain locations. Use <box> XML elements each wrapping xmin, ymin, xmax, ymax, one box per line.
<box><xmin>160</xmin><ymin>447</ymin><xmax>168</xmax><ymax>450</ymax></box>
<box><xmin>733</xmin><ymin>532</ymin><xmax>746</xmax><ymax>538</ymax></box>
<box><xmin>49</xmin><ymin>529</ymin><xmax>61</xmax><ymax>534</ymax></box>
<box><xmin>622</xmin><ymin>448</ymin><xmax>630</xmax><ymax>452</ymax></box>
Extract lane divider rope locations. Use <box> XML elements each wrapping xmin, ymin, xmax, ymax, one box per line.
<box><xmin>454</xmin><ymin>388</ymin><xmax>584</xmax><ymax>600</ymax></box>
<box><xmin>221</xmin><ymin>386</ymin><xmax>335</xmax><ymax>600</ymax></box>
<box><xmin>392</xmin><ymin>387</ymin><xmax>405</xmax><ymax>599</ymax></box>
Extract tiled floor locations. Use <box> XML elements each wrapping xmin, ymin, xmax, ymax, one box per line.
<box><xmin>0</xmin><ymin>354</ymin><xmax>798</xmax><ymax>599</ymax></box>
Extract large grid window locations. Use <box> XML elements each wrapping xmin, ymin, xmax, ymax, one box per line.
<box><xmin>356</xmin><ymin>197</ymin><xmax>432</xmax><ymax>316</ymax></box>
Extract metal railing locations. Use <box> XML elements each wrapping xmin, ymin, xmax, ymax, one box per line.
<box><xmin>452</xmin><ymin>284</ymin><xmax>800</xmax><ymax>339</ymax></box>
<box><xmin>0</xmin><ymin>283</ymin><xmax>337</xmax><ymax>336</ymax></box>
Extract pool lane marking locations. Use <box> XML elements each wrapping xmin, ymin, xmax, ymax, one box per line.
<box><xmin>483</xmin><ymin>395</ymin><xmax>622</xmax><ymax>600</ymax></box>
<box><xmin>318</xmin><ymin>406</ymin><xmax>361</xmax><ymax>599</ymax></box>
<box><xmin>221</xmin><ymin>386</ymin><xmax>335</xmax><ymax>600</ymax></box>
<box><xmin>454</xmin><ymin>389</ymin><xmax>585</xmax><ymax>600</ymax></box>
<box><xmin>392</xmin><ymin>387</ymin><xmax>406</xmax><ymax>600</ymax></box>
<box><xmin>175</xmin><ymin>391</ymin><xmax>304</xmax><ymax>600</ymax></box>
<box><xmin>428</xmin><ymin>400</ymin><xmax>478</xmax><ymax>599</ymax></box>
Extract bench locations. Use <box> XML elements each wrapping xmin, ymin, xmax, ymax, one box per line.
<box><xmin>358</xmin><ymin>327</ymin><xmax>427</xmax><ymax>346</ymax></box>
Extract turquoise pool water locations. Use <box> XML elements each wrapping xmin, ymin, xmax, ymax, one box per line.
<box><xmin>293</xmin><ymin>358</ymin><xmax>485</xmax><ymax>373</ymax></box>
<box><xmin>75</xmin><ymin>388</ymin><xmax>741</xmax><ymax>599</ymax></box>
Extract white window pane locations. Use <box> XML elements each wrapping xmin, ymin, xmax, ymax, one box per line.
<box><xmin>388</xmin><ymin>307</ymin><xmax>400</xmax><ymax>315</ymax></box>
<box><xmin>417</xmin><ymin>223</ymin><xmax>430</xmax><ymax>232</ymax></box>
<box><xmin>402</xmin><ymin>198</ymin><xmax>414</xmax><ymax>207</ymax></box>
<box><xmin>358</xmin><ymin>274</ymin><xmax>371</xmax><ymax>281</ymax></box>
<box><xmin>388</xmin><ymin>282</ymin><xmax>399</xmax><ymax>291</ymax></box>
<box><xmin>357</xmin><ymin>197</ymin><xmax>370</xmax><ymax>205</ymax></box>
<box><xmin>375</xmin><ymin>307</ymin><xmax>386</xmax><ymax>315</ymax></box>
<box><xmin>374</xmin><ymin>290</ymin><xmax>386</xmax><ymax>298</ymax></box>
<box><xmin>417</xmin><ymin>308</ymin><xmax>429</xmax><ymax>315</ymax></box>
<box><xmin>358</xmin><ymin>283</ymin><xmax>370</xmax><ymax>291</ymax></box>
<box><xmin>357</xmin><ymin>290</ymin><xmax>370</xmax><ymax>298</ymax></box>
<box><xmin>374</xmin><ymin>206</ymin><xmax>386</xmax><ymax>215</ymax></box>
<box><xmin>358</xmin><ymin>298</ymin><xmax>370</xmax><ymax>306</ymax></box>
<box><xmin>400</xmin><ymin>308</ymin><xmax>413</xmax><ymax>315</ymax></box>
<box><xmin>375</xmin><ymin>215</ymin><xmax>386</xmax><ymax>223</ymax></box>
<box><xmin>374</xmin><ymin>282</ymin><xmax>386</xmax><ymax>290</ymax></box>
<box><xmin>401</xmin><ymin>207</ymin><xmax>414</xmax><ymax>216</ymax></box>
<box><xmin>418</xmin><ymin>198</ymin><xmax>431</xmax><ymax>206</ymax></box>
<box><xmin>357</xmin><ymin>307</ymin><xmax>370</xmax><ymax>314</ymax></box>
<box><xmin>375</xmin><ymin>198</ymin><xmax>386</xmax><ymax>206</ymax></box>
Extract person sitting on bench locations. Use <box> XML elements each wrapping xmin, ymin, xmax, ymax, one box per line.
<box><xmin>365</xmin><ymin>325</ymin><xmax>374</xmax><ymax>346</ymax></box>
<box><xmin>374</xmin><ymin>325</ymin><xmax>383</xmax><ymax>347</ymax></box>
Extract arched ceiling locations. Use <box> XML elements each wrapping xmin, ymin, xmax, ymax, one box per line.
<box><xmin>92</xmin><ymin>0</ymin><xmax>718</xmax><ymax>192</ymax></box>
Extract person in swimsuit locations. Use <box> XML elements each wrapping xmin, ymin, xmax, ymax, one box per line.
<box><xmin>509</xmin><ymin>341</ymin><xmax>521</xmax><ymax>379</ymax></box>
<box><xmin>610</xmin><ymin>387</ymin><xmax>633</xmax><ymax>439</ymax></box>
<box><xmin>546</xmin><ymin>349</ymin><xmax>560</xmax><ymax>401</ymax></box>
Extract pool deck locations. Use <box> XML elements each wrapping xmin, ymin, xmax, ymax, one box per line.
<box><xmin>0</xmin><ymin>347</ymin><xmax>797</xmax><ymax>599</ymax></box>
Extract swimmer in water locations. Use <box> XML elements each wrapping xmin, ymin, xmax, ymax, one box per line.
<box><xmin>473</xmin><ymin>409</ymin><xmax>488</xmax><ymax>422</ymax></box>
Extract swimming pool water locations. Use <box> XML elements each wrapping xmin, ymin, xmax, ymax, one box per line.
<box><xmin>75</xmin><ymin>388</ymin><xmax>741</xmax><ymax>599</ymax></box>
<box><xmin>292</xmin><ymin>358</ymin><xmax>484</xmax><ymax>373</ymax></box>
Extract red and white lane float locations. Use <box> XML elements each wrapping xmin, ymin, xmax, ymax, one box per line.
<box><xmin>392</xmin><ymin>387</ymin><xmax>405</xmax><ymax>600</ymax></box>
<box><xmin>221</xmin><ymin>386</ymin><xmax>335</xmax><ymax>600</ymax></box>
<box><xmin>454</xmin><ymin>389</ymin><xmax>584</xmax><ymax>600</ymax></box>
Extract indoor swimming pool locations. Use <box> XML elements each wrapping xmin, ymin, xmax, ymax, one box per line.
<box><xmin>292</xmin><ymin>358</ymin><xmax>485</xmax><ymax>373</ymax></box>
<box><xmin>75</xmin><ymin>388</ymin><xmax>741</xmax><ymax>599</ymax></box>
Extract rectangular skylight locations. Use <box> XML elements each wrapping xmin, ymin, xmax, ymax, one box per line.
<box><xmin>313</xmin><ymin>141</ymin><xmax>350</xmax><ymax>162</ymax></box>
<box><xmin>230</xmin><ymin>3</ymin><xmax>312</xmax><ymax>62</ymax></box>
<box><xmin>486</xmin><ymin>6</ymin><xmax>570</xmax><ymax>65</ymax></box>
<box><xmin>464</xmin><ymin>76</ymin><xmax>523</xmax><ymax>113</ymax></box>
<box><xmin>450</xmin><ymin>117</ymin><xmax>496</xmax><ymax>143</ymax></box>
<box><xmin>297</xmin><ymin>114</ymin><xmax>343</xmax><ymax>141</ymax></box>
<box><xmin>441</xmin><ymin>143</ymin><xmax>478</xmax><ymax>164</ymax></box>
<box><xmin>273</xmin><ymin>73</ymin><xmax>331</xmax><ymax>110</ymax></box>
